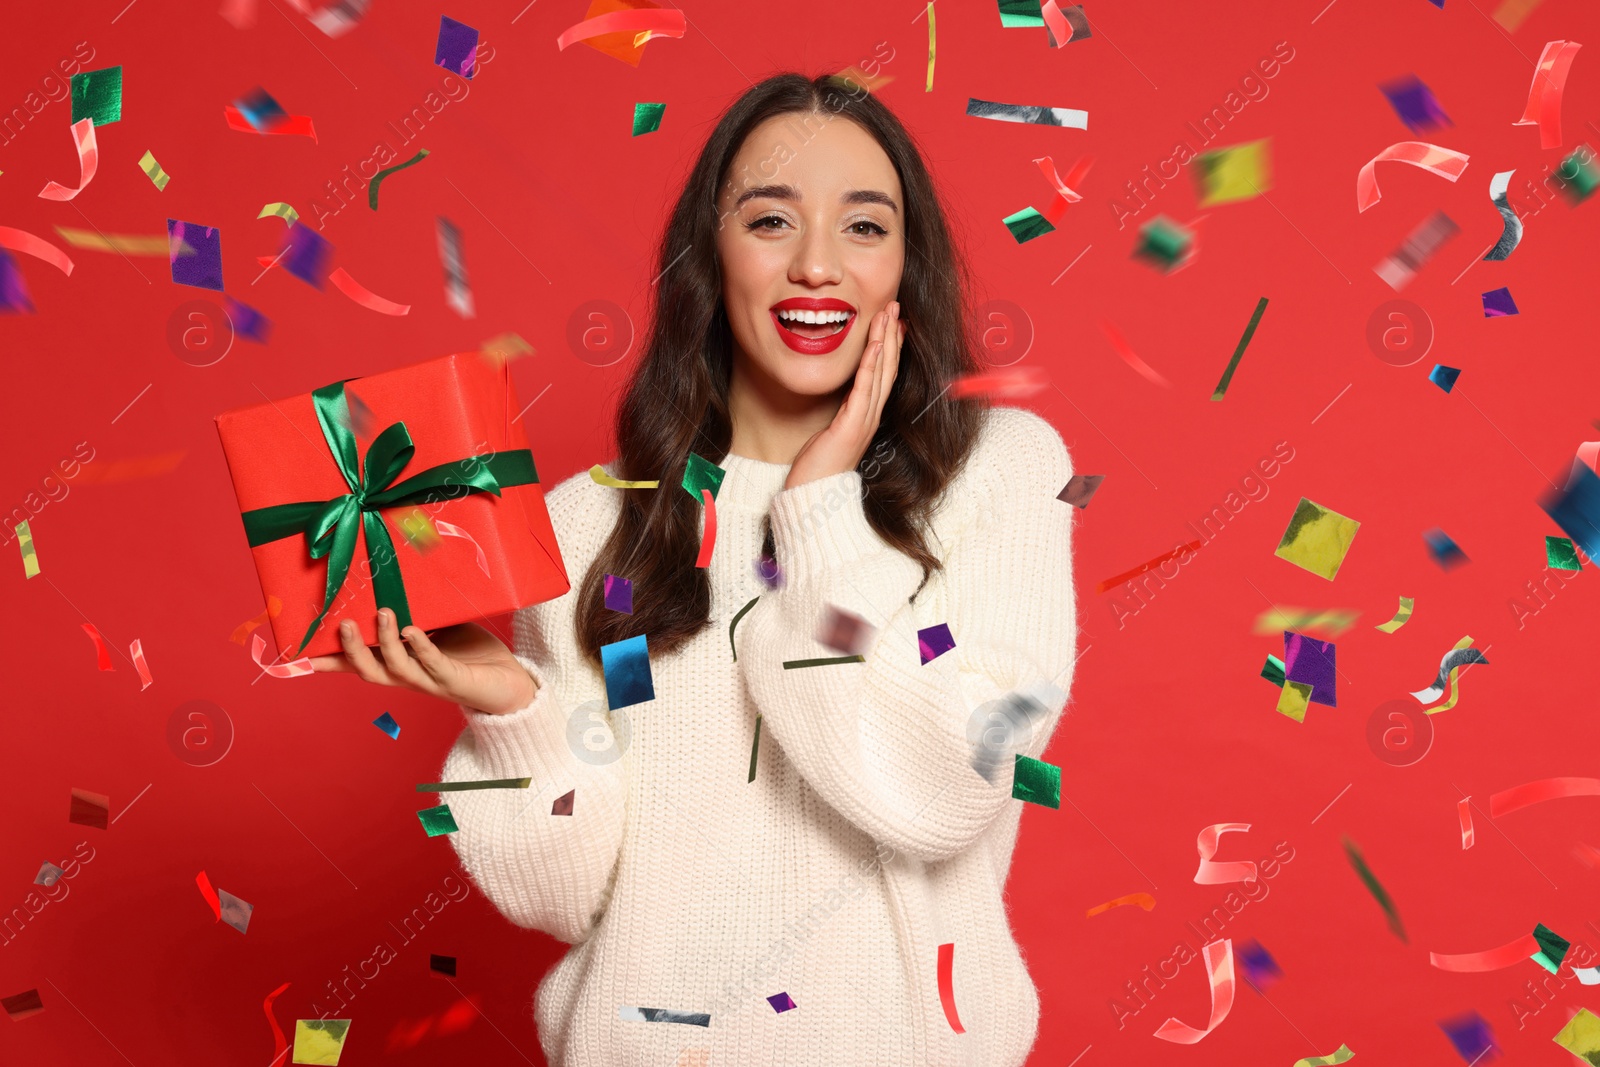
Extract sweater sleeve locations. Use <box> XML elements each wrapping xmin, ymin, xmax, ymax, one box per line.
<box><xmin>435</xmin><ymin>562</ymin><xmax>629</xmax><ymax>945</ymax></box>
<box><xmin>735</xmin><ymin>410</ymin><xmax>1077</xmax><ymax>864</ymax></box>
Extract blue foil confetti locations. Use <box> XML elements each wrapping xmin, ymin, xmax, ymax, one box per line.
<box><xmin>600</xmin><ymin>634</ymin><xmax>656</xmax><ymax>709</ymax></box>
<box><xmin>1423</xmin><ymin>527</ymin><xmax>1470</xmax><ymax>570</ymax></box>
<box><xmin>1540</xmin><ymin>460</ymin><xmax>1600</xmax><ymax>562</ymax></box>
<box><xmin>372</xmin><ymin>712</ymin><xmax>401</xmax><ymax>739</ymax></box>
<box><xmin>1428</xmin><ymin>364</ymin><xmax>1461</xmax><ymax>392</ymax></box>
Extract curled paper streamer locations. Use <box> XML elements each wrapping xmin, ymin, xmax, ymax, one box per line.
<box><xmin>589</xmin><ymin>464</ymin><xmax>660</xmax><ymax>489</ymax></box>
<box><xmin>53</xmin><ymin>228</ymin><xmax>173</xmax><ymax>256</ymax></box>
<box><xmin>946</xmin><ymin>365</ymin><xmax>1048</xmax><ymax>399</ymax></box>
<box><xmin>263</xmin><ymin>982</ymin><xmax>292</xmax><ymax>1067</ymax></box>
<box><xmin>1194</xmin><ymin>823</ymin><xmax>1258</xmax><ymax>884</ymax></box>
<box><xmin>368</xmin><ymin>149</ymin><xmax>429</xmax><ymax>210</ymax></box>
<box><xmin>81</xmin><ymin>623</ymin><xmax>114</xmax><ymax>671</ymax></box>
<box><xmin>38</xmin><ymin>118</ymin><xmax>98</xmax><ymax>201</ymax></box>
<box><xmin>1343</xmin><ymin>836</ymin><xmax>1406</xmax><ymax>942</ymax></box>
<box><xmin>1153</xmin><ymin>938</ymin><xmax>1234</xmax><ymax>1043</ymax></box>
<box><xmin>1490</xmin><ymin>776</ymin><xmax>1600</xmax><ymax>818</ymax></box>
<box><xmin>1374</xmin><ymin>595</ymin><xmax>1414</xmax><ymax>633</ymax></box>
<box><xmin>1575</xmin><ymin>966</ymin><xmax>1600</xmax><ymax>985</ymax></box>
<box><xmin>223</xmin><ymin>104</ymin><xmax>317</xmax><ymax>142</ymax></box>
<box><xmin>1035</xmin><ymin>155</ymin><xmax>1095</xmax><ymax>224</ymax></box>
<box><xmin>130</xmin><ymin>638</ymin><xmax>153</xmax><ymax>690</ymax></box>
<box><xmin>937</xmin><ymin>942</ymin><xmax>965</xmax><ymax>1034</ymax></box>
<box><xmin>695</xmin><ymin>488</ymin><xmax>717</xmax><ymax>568</ymax></box>
<box><xmin>1085</xmin><ymin>892</ymin><xmax>1156</xmax><ymax>918</ymax></box>
<box><xmin>229</xmin><ymin>596</ymin><xmax>282</xmax><ymax>644</ymax></box>
<box><xmin>1484</xmin><ymin>170</ymin><xmax>1523</xmax><ymax>261</ymax></box>
<box><xmin>1295</xmin><ymin>1045</ymin><xmax>1355</xmax><ymax>1067</ymax></box>
<box><xmin>1099</xmin><ymin>319</ymin><xmax>1172</xmax><ymax>387</ymax></box>
<box><xmin>729</xmin><ymin>596</ymin><xmax>760</xmax><ymax>662</ymax></box>
<box><xmin>258</xmin><ymin>202</ymin><xmax>299</xmax><ymax>225</ymax></box>
<box><xmin>557</xmin><ymin>9</ymin><xmax>686</xmax><ymax>51</ymax></box>
<box><xmin>433</xmin><ymin>520</ymin><xmax>490</xmax><ymax>577</ymax></box>
<box><xmin>0</xmin><ymin>226</ymin><xmax>75</xmax><ymax>275</ymax></box>
<box><xmin>1355</xmin><ymin>142</ymin><xmax>1470</xmax><ymax>213</ymax></box>
<box><xmin>1098</xmin><ymin>542</ymin><xmax>1203</xmax><ymax>594</ymax></box>
<box><xmin>1514</xmin><ymin>40</ymin><xmax>1582</xmax><ymax>149</ymax></box>
<box><xmin>1042</xmin><ymin>1</ymin><xmax>1092</xmax><ymax>47</ymax></box>
<box><xmin>1430</xmin><ymin>933</ymin><xmax>1541</xmax><ymax>971</ymax></box>
<box><xmin>250</xmin><ymin>632</ymin><xmax>314</xmax><ymax>678</ymax></box>
<box><xmin>1458</xmin><ymin>797</ymin><xmax>1474</xmax><ymax>849</ymax></box>
<box><xmin>328</xmin><ymin>267</ymin><xmax>411</xmax><ymax>315</ymax></box>
<box><xmin>1410</xmin><ymin>635</ymin><xmax>1487</xmax><ymax>710</ymax></box>
<box><xmin>138</xmin><ymin>149</ymin><xmax>171</xmax><ymax>191</ymax></box>
<box><xmin>196</xmin><ymin>870</ymin><xmax>223</xmax><ymax>921</ymax></box>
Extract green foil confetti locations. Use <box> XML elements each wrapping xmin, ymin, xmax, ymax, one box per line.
<box><xmin>748</xmin><ymin>713</ymin><xmax>762</xmax><ymax>783</ymax></box>
<box><xmin>71</xmin><ymin>66</ymin><xmax>123</xmax><ymax>126</ymax></box>
<box><xmin>1341</xmin><ymin>836</ymin><xmax>1407</xmax><ymax>942</ymax></box>
<box><xmin>1133</xmin><ymin>216</ymin><xmax>1194</xmax><ymax>271</ymax></box>
<box><xmin>367</xmin><ymin>148</ymin><xmax>430</xmax><ymax>210</ymax></box>
<box><xmin>415</xmin><ymin>778</ymin><xmax>531</xmax><ymax>792</ymax></box>
<box><xmin>682</xmin><ymin>452</ymin><xmax>726</xmax><ymax>502</ymax></box>
<box><xmin>1556</xmin><ymin>144</ymin><xmax>1599</xmax><ymax>205</ymax></box>
<box><xmin>417</xmin><ymin>804</ymin><xmax>460</xmax><ymax>837</ymax></box>
<box><xmin>632</xmin><ymin>102</ymin><xmax>666</xmax><ymax>136</ymax></box>
<box><xmin>997</xmin><ymin>0</ymin><xmax>1045</xmax><ymax>27</ymax></box>
<box><xmin>1210</xmin><ymin>296</ymin><xmax>1269</xmax><ymax>401</ymax></box>
<box><xmin>1532</xmin><ymin>922</ymin><xmax>1571</xmax><ymax>974</ymax></box>
<box><xmin>1012</xmin><ymin>754</ymin><xmax>1061</xmax><ymax>808</ymax></box>
<box><xmin>1261</xmin><ymin>653</ymin><xmax>1286</xmax><ymax>687</ymax></box>
<box><xmin>783</xmin><ymin>654</ymin><xmax>865</xmax><ymax>668</ymax></box>
<box><xmin>15</xmin><ymin>520</ymin><xmax>39</xmax><ymax>579</ymax></box>
<box><xmin>1546</xmin><ymin>535</ymin><xmax>1582</xmax><ymax>571</ymax></box>
<box><xmin>1002</xmin><ymin>206</ymin><xmax>1056</xmax><ymax>244</ymax></box>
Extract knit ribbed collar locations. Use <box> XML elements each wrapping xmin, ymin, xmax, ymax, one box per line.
<box><xmin>717</xmin><ymin>453</ymin><xmax>792</xmax><ymax>513</ymax></box>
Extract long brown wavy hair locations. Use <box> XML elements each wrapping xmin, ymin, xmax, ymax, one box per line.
<box><xmin>575</xmin><ymin>71</ymin><xmax>988</xmax><ymax>665</ymax></box>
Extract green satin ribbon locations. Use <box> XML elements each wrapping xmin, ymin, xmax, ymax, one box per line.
<box><xmin>240</xmin><ymin>379</ymin><xmax>538</xmax><ymax>654</ymax></box>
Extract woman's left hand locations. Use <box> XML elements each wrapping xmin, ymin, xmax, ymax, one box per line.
<box><xmin>784</xmin><ymin>300</ymin><xmax>905</xmax><ymax>490</ymax></box>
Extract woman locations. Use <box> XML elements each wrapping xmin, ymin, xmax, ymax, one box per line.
<box><xmin>313</xmin><ymin>71</ymin><xmax>1078</xmax><ymax>1066</ymax></box>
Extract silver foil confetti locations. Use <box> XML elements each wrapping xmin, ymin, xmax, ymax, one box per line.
<box><xmin>436</xmin><ymin>216</ymin><xmax>475</xmax><ymax>319</ymax></box>
<box><xmin>966</xmin><ymin>97</ymin><xmax>1088</xmax><ymax>130</ymax></box>
<box><xmin>1483</xmin><ymin>169</ymin><xmax>1524</xmax><ymax>262</ymax></box>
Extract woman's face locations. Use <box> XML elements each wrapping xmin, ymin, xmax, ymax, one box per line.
<box><xmin>714</xmin><ymin>111</ymin><xmax>905</xmax><ymax>398</ymax></box>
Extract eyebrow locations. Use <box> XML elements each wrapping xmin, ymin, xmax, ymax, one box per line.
<box><xmin>732</xmin><ymin>183</ymin><xmax>899</xmax><ymax>214</ymax></box>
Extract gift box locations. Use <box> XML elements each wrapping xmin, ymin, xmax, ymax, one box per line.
<box><xmin>215</xmin><ymin>351</ymin><xmax>569</xmax><ymax>659</ymax></box>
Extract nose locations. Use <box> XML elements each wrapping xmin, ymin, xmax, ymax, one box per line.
<box><xmin>787</xmin><ymin>217</ymin><xmax>844</xmax><ymax>287</ymax></box>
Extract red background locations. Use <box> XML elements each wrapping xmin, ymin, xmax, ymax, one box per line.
<box><xmin>3</xmin><ymin>0</ymin><xmax>1599</xmax><ymax>1064</ymax></box>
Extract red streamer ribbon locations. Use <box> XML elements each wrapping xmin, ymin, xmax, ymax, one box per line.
<box><xmin>230</xmin><ymin>596</ymin><xmax>283</xmax><ymax>645</ymax></box>
<box><xmin>38</xmin><ymin>118</ymin><xmax>99</xmax><ymax>202</ymax></box>
<box><xmin>1458</xmin><ymin>797</ymin><xmax>1475</xmax><ymax>849</ymax></box>
<box><xmin>1355</xmin><ymin>141</ymin><xmax>1470</xmax><ymax>213</ymax></box>
<box><xmin>224</xmin><ymin>104</ymin><xmax>318</xmax><ymax>143</ymax></box>
<box><xmin>1514</xmin><ymin>40</ymin><xmax>1582</xmax><ymax>149</ymax></box>
<box><xmin>263</xmin><ymin>982</ymin><xmax>292</xmax><ymax>1067</ymax></box>
<box><xmin>251</xmin><ymin>632</ymin><xmax>315</xmax><ymax>678</ymax></box>
<box><xmin>695</xmin><ymin>488</ymin><xmax>717</xmax><ymax>568</ymax></box>
<box><xmin>1099</xmin><ymin>319</ymin><xmax>1172</xmax><ymax>387</ymax></box>
<box><xmin>1153</xmin><ymin>938</ymin><xmax>1235</xmax><ymax>1043</ymax></box>
<box><xmin>1430</xmin><ymin>933</ymin><xmax>1541</xmax><ymax>972</ymax></box>
<box><xmin>196</xmin><ymin>870</ymin><xmax>222</xmax><ymax>921</ymax></box>
<box><xmin>329</xmin><ymin>266</ymin><xmax>411</xmax><ymax>315</ymax></box>
<box><xmin>1085</xmin><ymin>892</ymin><xmax>1157</xmax><ymax>918</ymax></box>
<box><xmin>434</xmin><ymin>520</ymin><xmax>491</xmax><ymax>577</ymax></box>
<box><xmin>946</xmin><ymin>365</ymin><xmax>1049</xmax><ymax>400</ymax></box>
<box><xmin>1035</xmin><ymin>154</ymin><xmax>1095</xmax><ymax>224</ymax></box>
<box><xmin>130</xmin><ymin>638</ymin><xmax>154</xmax><ymax>690</ymax></box>
<box><xmin>81</xmin><ymin>623</ymin><xmax>114</xmax><ymax>671</ymax></box>
<box><xmin>0</xmin><ymin>227</ymin><xmax>76</xmax><ymax>276</ymax></box>
<box><xmin>1194</xmin><ymin>823</ymin><xmax>1258</xmax><ymax>884</ymax></box>
<box><xmin>1490</xmin><ymin>776</ymin><xmax>1600</xmax><ymax>818</ymax></box>
<box><xmin>556</xmin><ymin>9</ymin><xmax>687</xmax><ymax>51</ymax></box>
<box><xmin>936</xmin><ymin>942</ymin><xmax>965</xmax><ymax>1034</ymax></box>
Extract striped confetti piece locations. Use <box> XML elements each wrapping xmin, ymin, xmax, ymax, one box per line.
<box><xmin>1374</xmin><ymin>595</ymin><xmax>1414</xmax><ymax>633</ymax></box>
<box><xmin>257</xmin><ymin>202</ymin><xmax>299</xmax><ymax>225</ymax></box>
<box><xmin>15</xmin><ymin>520</ymin><xmax>39</xmax><ymax>578</ymax></box>
<box><xmin>138</xmin><ymin>149</ymin><xmax>171</xmax><ymax>191</ymax></box>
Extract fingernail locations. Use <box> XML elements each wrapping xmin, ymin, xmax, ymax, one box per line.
<box><xmin>340</xmin><ymin>620</ymin><xmax>353</xmax><ymax>636</ymax></box>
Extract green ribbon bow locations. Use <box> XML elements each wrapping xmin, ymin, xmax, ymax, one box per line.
<box><xmin>240</xmin><ymin>379</ymin><xmax>538</xmax><ymax>654</ymax></box>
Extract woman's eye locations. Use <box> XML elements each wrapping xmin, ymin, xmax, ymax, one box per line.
<box><xmin>850</xmin><ymin>221</ymin><xmax>889</xmax><ymax>237</ymax></box>
<box><xmin>747</xmin><ymin>215</ymin><xmax>787</xmax><ymax>231</ymax></box>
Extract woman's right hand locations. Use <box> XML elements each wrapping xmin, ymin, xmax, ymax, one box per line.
<box><xmin>308</xmin><ymin>608</ymin><xmax>538</xmax><ymax>716</ymax></box>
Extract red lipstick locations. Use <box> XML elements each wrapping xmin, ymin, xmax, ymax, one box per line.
<box><xmin>770</xmin><ymin>297</ymin><xmax>856</xmax><ymax>355</ymax></box>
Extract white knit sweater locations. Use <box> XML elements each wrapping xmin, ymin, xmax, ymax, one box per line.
<box><xmin>438</xmin><ymin>405</ymin><xmax>1078</xmax><ymax>1066</ymax></box>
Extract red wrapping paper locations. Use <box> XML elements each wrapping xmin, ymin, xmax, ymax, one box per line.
<box><xmin>215</xmin><ymin>351</ymin><xmax>569</xmax><ymax>659</ymax></box>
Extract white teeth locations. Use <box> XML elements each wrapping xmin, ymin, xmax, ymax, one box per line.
<box><xmin>775</xmin><ymin>309</ymin><xmax>850</xmax><ymax>324</ymax></box>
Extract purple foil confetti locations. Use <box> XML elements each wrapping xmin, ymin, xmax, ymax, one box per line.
<box><xmin>279</xmin><ymin>222</ymin><xmax>332</xmax><ymax>289</ymax></box>
<box><xmin>1481</xmin><ymin>286</ymin><xmax>1518</xmax><ymax>317</ymax></box>
<box><xmin>1437</xmin><ymin>1011</ymin><xmax>1497</xmax><ymax>1063</ymax></box>
<box><xmin>766</xmin><ymin>991</ymin><xmax>797</xmax><ymax>1013</ymax></box>
<box><xmin>552</xmin><ymin>788</ymin><xmax>575</xmax><ymax>816</ymax></box>
<box><xmin>167</xmin><ymin>219</ymin><xmax>224</xmax><ymax>291</ymax></box>
<box><xmin>918</xmin><ymin>623</ymin><xmax>957</xmax><ymax>665</ymax></box>
<box><xmin>0</xmin><ymin>249</ymin><xmax>35</xmax><ymax>314</ymax></box>
<box><xmin>1379</xmin><ymin>75</ymin><xmax>1452</xmax><ymax>133</ymax></box>
<box><xmin>1236</xmin><ymin>939</ymin><xmax>1283</xmax><ymax>993</ymax></box>
<box><xmin>224</xmin><ymin>295</ymin><xmax>272</xmax><ymax>344</ymax></box>
<box><xmin>1283</xmin><ymin>631</ymin><xmax>1337</xmax><ymax>707</ymax></box>
<box><xmin>604</xmin><ymin>574</ymin><xmax>634</xmax><ymax>614</ymax></box>
<box><xmin>754</xmin><ymin>555</ymin><xmax>784</xmax><ymax>590</ymax></box>
<box><xmin>435</xmin><ymin>16</ymin><xmax>479</xmax><ymax>78</ymax></box>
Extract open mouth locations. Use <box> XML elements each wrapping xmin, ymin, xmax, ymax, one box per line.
<box><xmin>772</xmin><ymin>308</ymin><xmax>854</xmax><ymax>339</ymax></box>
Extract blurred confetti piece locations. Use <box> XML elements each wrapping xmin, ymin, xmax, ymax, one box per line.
<box><xmin>293</xmin><ymin>1019</ymin><xmax>352</xmax><ymax>1065</ymax></box>
<box><xmin>220</xmin><ymin>0</ymin><xmax>257</xmax><ymax>28</ymax></box>
<box><xmin>71</xmin><ymin>66</ymin><xmax>122</xmax><ymax>126</ymax></box>
<box><xmin>570</xmin><ymin>0</ymin><xmax>663</xmax><ymax>66</ymax></box>
<box><xmin>481</xmin><ymin>332</ymin><xmax>532</xmax><ymax>363</ymax></box>
<box><xmin>35</xmin><ymin>863</ymin><xmax>64</xmax><ymax>886</ymax></box>
<box><xmin>1002</xmin><ymin>206</ymin><xmax>1055</xmax><ymax>243</ymax></box>
<box><xmin>1541</xmin><ymin>459</ymin><xmax>1600</xmax><ymax>562</ymax></box>
<box><xmin>223</xmin><ymin>103</ymin><xmax>317</xmax><ymax>142</ymax></box>
<box><xmin>1035</xmin><ymin>154</ymin><xmax>1094</xmax><ymax>224</ymax></box>
<box><xmin>225</xmin><ymin>295</ymin><xmax>272</xmax><ymax>344</ymax></box>
<box><xmin>1439</xmin><ymin>1012</ymin><xmax>1498</xmax><ymax>1062</ymax></box>
<box><xmin>1098</xmin><ymin>541</ymin><xmax>1202</xmax><ymax>593</ymax></box>
<box><xmin>1558</xmin><ymin>143</ymin><xmax>1600</xmax><ymax>204</ymax></box>
<box><xmin>329</xmin><ymin>267</ymin><xmax>410</xmax><ymax>315</ymax></box>
<box><xmin>250</xmin><ymin>632</ymin><xmax>314</xmax><ymax>678</ymax></box>
<box><xmin>818</xmin><ymin>605</ymin><xmax>875</xmax><ymax>655</ymax></box>
<box><xmin>1012</xmin><ymin>754</ymin><xmax>1061</xmax><ymax>808</ymax></box>
<box><xmin>1553</xmin><ymin>1008</ymin><xmax>1600</xmax><ymax>1062</ymax></box>
<box><xmin>416</xmin><ymin>778</ymin><xmax>531</xmax><ymax>792</ymax></box>
<box><xmin>15</xmin><ymin>520</ymin><xmax>39</xmax><ymax>578</ymax></box>
<box><xmin>1274</xmin><ymin>498</ymin><xmax>1360</xmax><ymax>581</ymax></box>
<box><xmin>1482</xmin><ymin>286</ymin><xmax>1519</xmax><ymax>316</ymax></box>
<box><xmin>601</xmin><ymin>633</ymin><xmax>656</xmax><ymax>708</ymax></box>
<box><xmin>918</xmin><ymin>623</ymin><xmax>956</xmax><ymax>664</ymax></box>
<box><xmin>138</xmin><ymin>149</ymin><xmax>171</xmax><ymax>191</ymax></box>
<box><xmin>1099</xmin><ymin>319</ymin><xmax>1171</xmax><ymax>386</ymax></box>
<box><xmin>558</xmin><ymin>8</ymin><xmax>686</xmax><ymax>50</ymax></box>
<box><xmin>417</xmin><ymin>805</ymin><xmax>459</xmax><ymax>837</ymax></box>
<box><xmin>69</xmin><ymin>787</ymin><xmax>110</xmax><ymax>830</ymax></box>
<box><xmin>372</xmin><ymin>712</ymin><xmax>401</xmax><ymax>739</ymax></box>
<box><xmin>258</xmin><ymin>202</ymin><xmax>300</xmax><ymax>225</ymax></box>
<box><xmin>1194</xmin><ymin>823</ymin><xmax>1257</xmax><ymax>884</ymax></box>
<box><xmin>967</xmin><ymin>96</ymin><xmax>1088</xmax><ymax>129</ymax></box>
<box><xmin>1133</xmin><ymin>215</ymin><xmax>1197</xmax><ymax>273</ymax></box>
<box><xmin>168</xmin><ymin>219</ymin><xmax>224</xmax><ymax>291</ymax></box>
<box><xmin>1429</xmin><ymin>364</ymin><xmax>1461</xmax><ymax>392</ymax></box>
<box><xmin>590</xmin><ymin>464</ymin><xmax>659</xmax><ymax>489</ymax></box>
<box><xmin>368</xmin><ymin>149</ymin><xmax>429</xmax><ymax>209</ymax></box>
<box><xmin>1532</xmin><ymin>922</ymin><xmax>1570</xmax><ymax>973</ymax></box>
<box><xmin>1342</xmin><ymin>836</ymin><xmax>1406</xmax><ymax>941</ymax></box>
<box><xmin>937</xmin><ymin>942</ymin><xmax>965</xmax><ymax>1033</ymax></box>
<box><xmin>435</xmin><ymin>16</ymin><xmax>479</xmax><ymax>77</ymax></box>
<box><xmin>552</xmin><ymin>788</ymin><xmax>575</xmax><ymax>816</ymax></box>
<box><xmin>1485</xmin><ymin>170</ymin><xmax>1523</xmax><ymax>260</ymax></box>
<box><xmin>275</xmin><ymin>222</ymin><xmax>332</xmax><ymax>287</ymax></box>
<box><xmin>229</xmin><ymin>596</ymin><xmax>283</xmax><ymax>644</ymax></box>
<box><xmin>1211</xmin><ymin>296</ymin><xmax>1269</xmax><ymax>400</ymax></box>
<box><xmin>81</xmin><ymin>622</ymin><xmax>114</xmax><ymax>671</ymax></box>
<box><xmin>435</xmin><ymin>520</ymin><xmax>490</xmax><ymax>577</ymax></box>
<box><xmin>303</xmin><ymin>0</ymin><xmax>372</xmax><ymax>37</ymax></box>
<box><xmin>1253</xmin><ymin>607</ymin><xmax>1360</xmax><ymax>638</ymax></box>
<box><xmin>1380</xmin><ymin>74</ymin><xmax>1452</xmax><ymax>133</ymax></box>
<box><xmin>38</xmin><ymin>118</ymin><xmax>98</xmax><ymax>201</ymax></box>
<box><xmin>236</xmin><ymin>86</ymin><xmax>285</xmax><ymax>129</ymax></box>
<box><xmin>827</xmin><ymin>64</ymin><xmax>894</xmax><ymax>95</ymax></box>
<box><xmin>1430</xmin><ymin>933</ymin><xmax>1540</xmax><ymax>971</ymax></box>
<box><xmin>1277</xmin><ymin>680</ymin><xmax>1313</xmax><ymax>722</ymax></box>
<box><xmin>946</xmin><ymin>365</ymin><xmax>1048</xmax><ymax>399</ymax></box>
<box><xmin>429</xmin><ymin>954</ymin><xmax>456</xmax><ymax>977</ymax></box>
<box><xmin>1153</xmin><ymin>938</ymin><xmax>1235</xmax><ymax>1043</ymax></box>
<box><xmin>1423</xmin><ymin>527</ymin><xmax>1469</xmax><ymax>569</ymax></box>
<box><xmin>1374</xmin><ymin>210</ymin><xmax>1459</xmax><ymax>289</ymax></box>
<box><xmin>0</xmin><ymin>226</ymin><xmax>75</xmax><ymax>275</ymax></box>
<box><xmin>1058</xmin><ymin>474</ymin><xmax>1104</xmax><ymax>508</ymax></box>
<box><xmin>1355</xmin><ymin>141</ymin><xmax>1470</xmax><ymax>213</ymax></box>
<box><xmin>695</xmin><ymin>488</ymin><xmax>717</xmax><ymax>568</ymax></box>
<box><xmin>219</xmin><ymin>889</ymin><xmax>253</xmax><ymax>934</ymax></box>
<box><xmin>1546</xmin><ymin>535</ymin><xmax>1582</xmax><ymax>570</ymax></box>
<box><xmin>1195</xmin><ymin>139</ymin><xmax>1272</xmax><ymax>206</ymax></box>
<box><xmin>53</xmin><ymin>227</ymin><xmax>173</xmax><ymax>256</ymax></box>
<box><xmin>1294</xmin><ymin>1046</ymin><xmax>1354</xmax><ymax>1067</ymax></box>
<box><xmin>1375</xmin><ymin>596</ymin><xmax>1414</xmax><ymax>632</ymax></box>
<box><xmin>0</xmin><ymin>249</ymin><xmax>32</xmax><ymax>314</ymax></box>
<box><xmin>1042</xmin><ymin>1</ymin><xmax>1091</xmax><ymax>46</ymax></box>
<box><xmin>1458</xmin><ymin>797</ymin><xmax>1475</xmax><ymax>848</ymax></box>
<box><xmin>926</xmin><ymin>2</ymin><xmax>935</xmax><ymax>90</ymax></box>
<box><xmin>1085</xmin><ymin>892</ymin><xmax>1156</xmax><ymax>918</ymax></box>
<box><xmin>396</xmin><ymin>507</ymin><xmax>442</xmax><ymax>551</ymax></box>
<box><xmin>1</xmin><ymin>989</ymin><xmax>44</xmax><ymax>1022</ymax></box>
<box><xmin>130</xmin><ymin>638</ymin><xmax>154</xmax><ymax>690</ymax></box>
<box><xmin>1236</xmin><ymin>939</ymin><xmax>1282</xmax><ymax>993</ymax></box>
<box><xmin>1411</xmin><ymin>635</ymin><xmax>1487</xmax><ymax>708</ymax></box>
<box><xmin>632</xmin><ymin>102</ymin><xmax>665</xmax><ymax>135</ymax></box>
<box><xmin>436</xmin><ymin>216</ymin><xmax>474</xmax><ymax>319</ymax></box>
<box><xmin>1490</xmin><ymin>776</ymin><xmax>1600</xmax><ymax>817</ymax></box>
<box><xmin>1492</xmin><ymin>0</ymin><xmax>1543</xmax><ymax>30</ymax></box>
<box><xmin>196</xmin><ymin>870</ymin><xmax>223</xmax><ymax>921</ymax></box>
<box><xmin>1514</xmin><ymin>40</ymin><xmax>1581</xmax><ymax>149</ymax></box>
